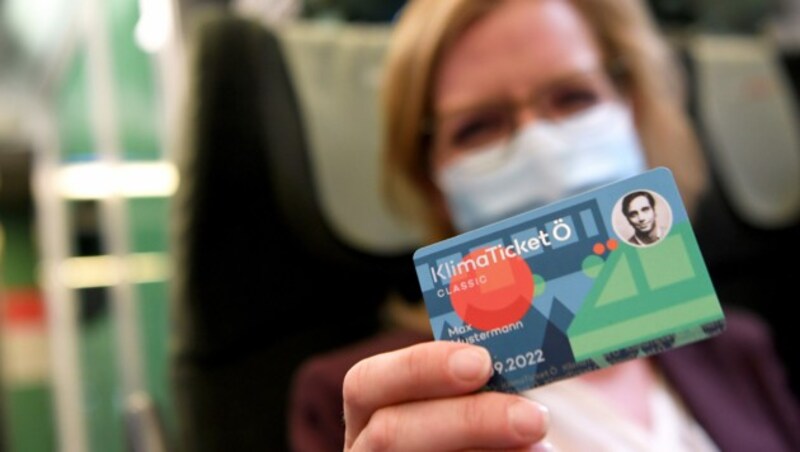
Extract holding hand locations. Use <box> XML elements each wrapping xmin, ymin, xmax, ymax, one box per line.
<box><xmin>343</xmin><ymin>341</ymin><xmax>551</xmax><ymax>451</ymax></box>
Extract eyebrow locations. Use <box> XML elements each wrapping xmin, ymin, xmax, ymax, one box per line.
<box><xmin>434</xmin><ymin>68</ymin><xmax>607</xmax><ymax>121</ymax></box>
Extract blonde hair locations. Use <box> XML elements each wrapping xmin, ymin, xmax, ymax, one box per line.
<box><xmin>382</xmin><ymin>0</ymin><xmax>707</xmax><ymax>241</ymax></box>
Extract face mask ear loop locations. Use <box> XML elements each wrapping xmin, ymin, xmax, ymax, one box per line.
<box><xmin>420</xmin><ymin>130</ymin><xmax>435</xmax><ymax>180</ymax></box>
<box><xmin>605</xmin><ymin>56</ymin><xmax>632</xmax><ymax>101</ymax></box>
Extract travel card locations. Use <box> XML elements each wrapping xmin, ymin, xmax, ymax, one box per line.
<box><xmin>413</xmin><ymin>168</ymin><xmax>725</xmax><ymax>393</ymax></box>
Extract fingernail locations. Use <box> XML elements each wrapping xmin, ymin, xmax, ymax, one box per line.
<box><xmin>449</xmin><ymin>347</ymin><xmax>490</xmax><ymax>382</ymax></box>
<box><xmin>537</xmin><ymin>402</ymin><xmax>550</xmax><ymax>431</ymax></box>
<box><xmin>530</xmin><ymin>441</ymin><xmax>555</xmax><ymax>452</ymax></box>
<box><xmin>509</xmin><ymin>400</ymin><xmax>549</xmax><ymax>442</ymax></box>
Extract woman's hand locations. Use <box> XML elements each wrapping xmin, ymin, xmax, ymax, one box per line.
<box><xmin>343</xmin><ymin>341</ymin><xmax>551</xmax><ymax>451</ymax></box>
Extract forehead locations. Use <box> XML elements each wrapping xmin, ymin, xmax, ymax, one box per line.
<box><xmin>630</xmin><ymin>195</ymin><xmax>653</xmax><ymax>209</ymax></box>
<box><xmin>433</xmin><ymin>0</ymin><xmax>602</xmax><ymax>114</ymax></box>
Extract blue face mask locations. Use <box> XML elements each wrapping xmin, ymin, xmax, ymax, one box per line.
<box><xmin>435</xmin><ymin>103</ymin><xmax>647</xmax><ymax>232</ymax></box>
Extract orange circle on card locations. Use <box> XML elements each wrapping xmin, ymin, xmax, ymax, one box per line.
<box><xmin>449</xmin><ymin>248</ymin><xmax>534</xmax><ymax>331</ymax></box>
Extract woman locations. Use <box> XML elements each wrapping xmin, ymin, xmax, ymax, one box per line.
<box><xmin>290</xmin><ymin>0</ymin><xmax>800</xmax><ymax>450</ymax></box>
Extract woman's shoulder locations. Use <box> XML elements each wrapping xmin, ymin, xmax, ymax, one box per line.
<box><xmin>714</xmin><ymin>307</ymin><xmax>774</xmax><ymax>351</ymax></box>
<box><xmin>656</xmin><ymin>307</ymin><xmax>782</xmax><ymax>386</ymax></box>
<box><xmin>656</xmin><ymin>307</ymin><xmax>800</xmax><ymax>451</ymax></box>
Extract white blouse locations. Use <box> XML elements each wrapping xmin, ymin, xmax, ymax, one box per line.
<box><xmin>524</xmin><ymin>373</ymin><xmax>719</xmax><ymax>452</ymax></box>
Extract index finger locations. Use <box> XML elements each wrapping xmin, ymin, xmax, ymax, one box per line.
<box><xmin>342</xmin><ymin>341</ymin><xmax>492</xmax><ymax>447</ymax></box>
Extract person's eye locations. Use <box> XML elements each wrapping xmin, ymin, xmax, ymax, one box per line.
<box><xmin>548</xmin><ymin>88</ymin><xmax>600</xmax><ymax>118</ymax></box>
<box><xmin>449</xmin><ymin>110</ymin><xmax>511</xmax><ymax>149</ymax></box>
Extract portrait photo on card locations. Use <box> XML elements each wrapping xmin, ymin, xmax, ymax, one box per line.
<box><xmin>612</xmin><ymin>189</ymin><xmax>673</xmax><ymax>247</ymax></box>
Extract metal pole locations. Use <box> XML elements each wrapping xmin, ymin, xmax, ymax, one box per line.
<box><xmin>31</xmin><ymin>105</ymin><xmax>89</xmax><ymax>452</ymax></box>
<box><xmin>84</xmin><ymin>0</ymin><xmax>148</xmax><ymax>424</ymax></box>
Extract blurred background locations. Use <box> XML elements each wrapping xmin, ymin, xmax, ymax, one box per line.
<box><xmin>0</xmin><ymin>0</ymin><xmax>798</xmax><ymax>451</ymax></box>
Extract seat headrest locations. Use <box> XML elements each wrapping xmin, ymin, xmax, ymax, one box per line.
<box><xmin>277</xmin><ymin>22</ymin><xmax>423</xmax><ymax>254</ymax></box>
<box><xmin>689</xmin><ymin>34</ymin><xmax>800</xmax><ymax>228</ymax></box>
